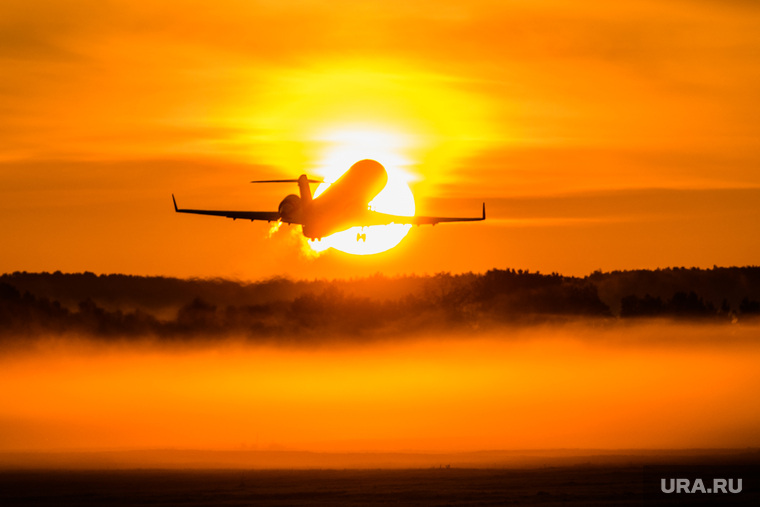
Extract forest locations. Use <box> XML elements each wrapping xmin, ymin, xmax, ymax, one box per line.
<box><xmin>1</xmin><ymin>267</ymin><xmax>758</xmax><ymax>342</ymax></box>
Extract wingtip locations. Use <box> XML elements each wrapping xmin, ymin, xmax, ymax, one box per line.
<box><xmin>482</xmin><ymin>202</ymin><xmax>486</xmax><ymax>220</ymax></box>
<box><xmin>172</xmin><ymin>194</ymin><xmax>178</xmax><ymax>212</ymax></box>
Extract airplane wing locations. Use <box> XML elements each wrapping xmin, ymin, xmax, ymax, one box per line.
<box><xmin>366</xmin><ymin>203</ymin><xmax>486</xmax><ymax>226</ymax></box>
<box><xmin>172</xmin><ymin>195</ymin><xmax>286</xmax><ymax>223</ymax></box>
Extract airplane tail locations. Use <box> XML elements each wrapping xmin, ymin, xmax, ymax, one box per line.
<box><xmin>250</xmin><ymin>175</ymin><xmax>322</xmax><ymax>204</ymax></box>
<box><xmin>297</xmin><ymin>175</ymin><xmax>313</xmax><ymax>203</ymax></box>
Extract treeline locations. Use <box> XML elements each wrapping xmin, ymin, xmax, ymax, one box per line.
<box><xmin>0</xmin><ymin>272</ymin><xmax>609</xmax><ymax>341</ymax></box>
<box><xmin>0</xmin><ymin>267</ymin><xmax>759</xmax><ymax>341</ymax></box>
<box><xmin>590</xmin><ymin>266</ymin><xmax>760</xmax><ymax>315</ymax></box>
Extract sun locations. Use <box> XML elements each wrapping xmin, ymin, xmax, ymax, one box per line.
<box><xmin>307</xmin><ymin>126</ymin><xmax>415</xmax><ymax>255</ymax></box>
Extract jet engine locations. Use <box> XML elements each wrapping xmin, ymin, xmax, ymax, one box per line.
<box><xmin>278</xmin><ymin>194</ymin><xmax>302</xmax><ymax>223</ymax></box>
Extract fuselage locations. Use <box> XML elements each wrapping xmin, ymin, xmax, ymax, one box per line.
<box><xmin>301</xmin><ymin>159</ymin><xmax>388</xmax><ymax>239</ymax></box>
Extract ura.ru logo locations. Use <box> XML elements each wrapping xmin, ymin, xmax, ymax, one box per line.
<box><xmin>661</xmin><ymin>478</ymin><xmax>742</xmax><ymax>494</ymax></box>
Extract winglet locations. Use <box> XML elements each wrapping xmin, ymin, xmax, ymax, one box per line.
<box><xmin>172</xmin><ymin>194</ymin><xmax>178</xmax><ymax>212</ymax></box>
<box><xmin>482</xmin><ymin>202</ymin><xmax>486</xmax><ymax>220</ymax></box>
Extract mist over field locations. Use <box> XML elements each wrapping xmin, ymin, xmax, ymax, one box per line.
<box><xmin>1</xmin><ymin>268</ymin><xmax>759</xmax><ymax>465</ymax></box>
<box><xmin>1</xmin><ymin>322</ymin><xmax>759</xmax><ymax>458</ymax></box>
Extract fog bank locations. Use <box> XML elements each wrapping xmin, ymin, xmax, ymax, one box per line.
<box><xmin>2</xmin><ymin>322</ymin><xmax>759</xmax><ymax>455</ymax></box>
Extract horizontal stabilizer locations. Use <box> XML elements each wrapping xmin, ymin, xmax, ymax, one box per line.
<box><xmin>251</xmin><ymin>178</ymin><xmax>323</xmax><ymax>184</ymax></box>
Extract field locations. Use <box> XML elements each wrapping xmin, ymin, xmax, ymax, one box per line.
<box><xmin>0</xmin><ymin>467</ymin><xmax>668</xmax><ymax>506</ymax></box>
<box><xmin>2</xmin><ymin>451</ymin><xmax>759</xmax><ymax>506</ymax></box>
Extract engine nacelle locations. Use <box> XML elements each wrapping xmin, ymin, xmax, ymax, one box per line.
<box><xmin>278</xmin><ymin>194</ymin><xmax>302</xmax><ymax>223</ymax></box>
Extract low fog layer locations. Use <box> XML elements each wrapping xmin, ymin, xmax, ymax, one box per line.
<box><xmin>1</xmin><ymin>267</ymin><xmax>759</xmax><ymax>344</ymax></box>
<box><xmin>1</xmin><ymin>323</ymin><xmax>759</xmax><ymax>454</ymax></box>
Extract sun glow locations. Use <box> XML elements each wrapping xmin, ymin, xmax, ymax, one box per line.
<box><xmin>235</xmin><ymin>61</ymin><xmax>492</xmax><ymax>259</ymax></box>
<box><xmin>308</xmin><ymin>127</ymin><xmax>416</xmax><ymax>255</ymax></box>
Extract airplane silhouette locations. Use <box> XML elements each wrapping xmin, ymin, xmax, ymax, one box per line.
<box><xmin>172</xmin><ymin>159</ymin><xmax>485</xmax><ymax>241</ymax></box>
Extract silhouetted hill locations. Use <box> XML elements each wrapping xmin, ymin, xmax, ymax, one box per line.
<box><xmin>1</xmin><ymin>267</ymin><xmax>758</xmax><ymax>343</ymax></box>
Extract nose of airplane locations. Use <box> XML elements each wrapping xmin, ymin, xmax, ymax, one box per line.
<box><xmin>349</xmin><ymin>159</ymin><xmax>387</xmax><ymax>181</ymax></box>
<box><xmin>347</xmin><ymin>158</ymin><xmax>388</xmax><ymax>191</ymax></box>
<box><xmin>349</xmin><ymin>159</ymin><xmax>385</xmax><ymax>173</ymax></box>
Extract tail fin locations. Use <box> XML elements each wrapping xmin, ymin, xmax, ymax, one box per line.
<box><xmin>297</xmin><ymin>174</ymin><xmax>313</xmax><ymax>203</ymax></box>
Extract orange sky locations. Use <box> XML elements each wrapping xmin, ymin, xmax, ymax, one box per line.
<box><xmin>1</xmin><ymin>0</ymin><xmax>759</xmax><ymax>278</ymax></box>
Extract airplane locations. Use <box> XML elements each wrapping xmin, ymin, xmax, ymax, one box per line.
<box><xmin>172</xmin><ymin>159</ymin><xmax>485</xmax><ymax>241</ymax></box>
